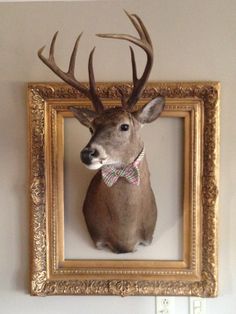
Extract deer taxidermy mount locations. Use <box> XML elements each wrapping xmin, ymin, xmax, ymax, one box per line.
<box><xmin>38</xmin><ymin>11</ymin><xmax>165</xmax><ymax>253</ymax></box>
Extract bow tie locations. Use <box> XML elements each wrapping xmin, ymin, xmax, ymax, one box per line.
<box><xmin>101</xmin><ymin>148</ymin><xmax>145</xmax><ymax>187</ymax></box>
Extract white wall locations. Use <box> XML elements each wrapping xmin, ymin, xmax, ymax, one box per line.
<box><xmin>0</xmin><ymin>1</ymin><xmax>236</xmax><ymax>313</ymax></box>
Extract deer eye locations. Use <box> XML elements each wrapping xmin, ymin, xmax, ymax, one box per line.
<box><xmin>120</xmin><ymin>124</ymin><xmax>129</xmax><ymax>131</ymax></box>
<box><xmin>89</xmin><ymin>127</ymin><xmax>94</xmax><ymax>134</ymax></box>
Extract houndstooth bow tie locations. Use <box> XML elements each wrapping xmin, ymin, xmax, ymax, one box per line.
<box><xmin>101</xmin><ymin>148</ymin><xmax>145</xmax><ymax>187</ymax></box>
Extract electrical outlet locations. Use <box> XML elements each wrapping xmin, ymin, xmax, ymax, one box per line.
<box><xmin>156</xmin><ymin>297</ymin><xmax>175</xmax><ymax>314</ymax></box>
<box><xmin>189</xmin><ymin>297</ymin><xmax>206</xmax><ymax>314</ymax></box>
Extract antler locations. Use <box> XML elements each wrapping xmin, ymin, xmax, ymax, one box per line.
<box><xmin>97</xmin><ymin>10</ymin><xmax>153</xmax><ymax>110</ymax></box>
<box><xmin>38</xmin><ymin>32</ymin><xmax>104</xmax><ymax>113</ymax></box>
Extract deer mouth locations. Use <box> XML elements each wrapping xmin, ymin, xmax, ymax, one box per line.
<box><xmin>84</xmin><ymin>157</ymin><xmax>107</xmax><ymax>170</ymax></box>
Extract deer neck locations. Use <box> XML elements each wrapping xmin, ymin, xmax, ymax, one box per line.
<box><xmin>115</xmin><ymin>140</ymin><xmax>144</xmax><ymax>167</ymax></box>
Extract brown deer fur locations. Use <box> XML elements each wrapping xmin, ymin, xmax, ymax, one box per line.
<box><xmin>71</xmin><ymin>100</ymin><xmax>164</xmax><ymax>253</ymax></box>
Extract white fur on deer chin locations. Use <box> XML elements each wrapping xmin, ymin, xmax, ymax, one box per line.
<box><xmin>85</xmin><ymin>161</ymin><xmax>103</xmax><ymax>170</ymax></box>
<box><xmin>85</xmin><ymin>158</ymin><xmax>121</xmax><ymax>170</ymax></box>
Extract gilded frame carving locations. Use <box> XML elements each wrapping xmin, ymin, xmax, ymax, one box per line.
<box><xmin>28</xmin><ymin>82</ymin><xmax>219</xmax><ymax>297</ymax></box>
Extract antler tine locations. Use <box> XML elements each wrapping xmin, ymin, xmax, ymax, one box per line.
<box><xmin>49</xmin><ymin>31</ymin><xmax>58</xmax><ymax>61</ymax></box>
<box><xmin>68</xmin><ymin>33</ymin><xmax>82</xmax><ymax>75</ymax></box>
<box><xmin>123</xmin><ymin>10</ymin><xmax>144</xmax><ymax>40</ymax></box>
<box><xmin>131</xmin><ymin>13</ymin><xmax>153</xmax><ymax>46</ymax></box>
<box><xmin>38</xmin><ymin>32</ymin><xmax>104</xmax><ymax>112</ymax></box>
<box><xmin>130</xmin><ymin>46</ymin><xmax>138</xmax><ymax>84</ymax></box>
<box><xmin>88</xmin><ymin>47</ymin><xmax>104</xmax><ymax>113</ymax></box>
<box><xmin>96</xmin><ymin>11</ymin><xmax>153</xmax><ymax>110</ymax></box>
<box><xmin>96</xmin><ymin>33</ymin><xmax>150</xmax><ymax>54</ymax></box>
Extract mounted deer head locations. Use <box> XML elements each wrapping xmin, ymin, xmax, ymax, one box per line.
<box><xmin>38</xmin><ymin>11</ymin><xmax>165</xmax><ymax>253</ymax></box>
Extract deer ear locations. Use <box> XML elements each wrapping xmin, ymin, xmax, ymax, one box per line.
<box><xmin>133</xmin><ymin>97</ymin><xmax>165</xmax><ymax>124</ymax></box>
<box><xmin>69</xmin><ymin>107</ymin><xmax>98</xmax><ymax>128</ymax></box>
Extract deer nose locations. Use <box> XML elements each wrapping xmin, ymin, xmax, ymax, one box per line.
<box><xmin>81</xmin><ymin>147</ymin><xmax>99</xmax><ymax>164</ymax></box>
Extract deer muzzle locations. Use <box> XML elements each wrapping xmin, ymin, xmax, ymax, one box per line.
<box><xmin>81</xmin><ymin>146</ymin><xmax>99</xmax><ymax>165</ymax></box>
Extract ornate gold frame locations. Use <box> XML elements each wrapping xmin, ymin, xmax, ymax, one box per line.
<box><xmin>28</xmin><ymin>82</ymin><xmax>219</xmax><ymax>297</ymax></box>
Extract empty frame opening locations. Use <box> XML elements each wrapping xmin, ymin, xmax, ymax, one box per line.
<box><xmin>63</xmin><ymin>114</ymin><xmax>184</xmax><ymax>260</ymax></box>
